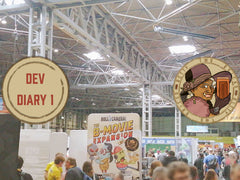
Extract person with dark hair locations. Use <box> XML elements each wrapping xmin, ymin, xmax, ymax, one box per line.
<box><xmin>82</xmin><ymin>161</ymin><xmax>99</xmax><ymax>180</ymax></box>
<box><xmin>65</xmin><ymin>157</ymin><xmax>77</xmax><ymax>171</ymax></box>
<box><xmin>65</xmin><ymin>159</ymin><xmax>91</xmax><ymax>180</ymax></box>
<box><xmin>162</xmin><ymin>151</ymin><xmax>178</xmax><ymax>167</ymax></box>
<box><xmin>168</xmin><ymin>162</ymin><xmax>191</xmax><ymax>180</ymax></box>
<box><xmin>45</xmin><ymin>153</ymin><xmax>64</xmax><ymax>180</ymax></box>
<box><xmin>204</xmin><ymin>169</ymin><xmax>218</xmax><ymax>180</ymax></box>
<box><xmin>48</xmin><ymin>155</ymin><xmax>65</xmax><ymax>180</ymax></box>
<box><xmin>194</xmin><ymin>153</ymin><xmax>204</xmax><ymax>180</ymax></box>
<box><xmin>178</xmin><ymin>152</ymin><xmax>188</xmax><ymax>164</ymax></box>
<box><xmin>17</xmin><ymin>156</ymin><xmax>33</xmax><ymax>180</ymax></box>
<box><xmin>190</xmin><ymin>166</ymin><xmax>198</xmax><ymax>180</ymax></box>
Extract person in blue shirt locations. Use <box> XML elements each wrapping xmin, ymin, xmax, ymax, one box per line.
<box><xmin>203</xmin><ymin>149</ymin><xmax>218</xmax><ymax>175</ymax></box>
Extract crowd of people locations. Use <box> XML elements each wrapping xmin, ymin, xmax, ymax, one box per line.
<box><xmin>18</xmin><ymin>153</ymin><xmax>124</xmax><ymax>180</ymax></box>
<box><xmin>17</xmin><ymin>147</ymin><xmax>240</xmax><ymax>180</ymax></box>
<box><xmin>146</xmin><ymin>147</ymin><xmax>240</xmax><ymax>180</ymax></box>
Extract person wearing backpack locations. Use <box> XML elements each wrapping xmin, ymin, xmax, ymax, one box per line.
<box><xmin>203</xmin><ymin>149</ymin><xmax>218</xmax><ymax>176</ymax></box>
<box><xmin>17</xmin><ymin>156</ymin><xmax>33</xmax><ymax>180</ymax></box>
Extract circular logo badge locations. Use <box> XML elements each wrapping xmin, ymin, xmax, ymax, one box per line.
<box><xmin>2</xmin><ymin>57</ymin><xmax>69</xmax><ymax>124</ymax></box>
<box><xmin>173</xmin><ymin>57</ymin><xmax>239</xmax><ymax>124</ymax></box>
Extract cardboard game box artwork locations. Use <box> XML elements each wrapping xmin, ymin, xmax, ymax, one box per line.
<box><xmin>87</xmin><ymin>113</ymin><xmax>141</xmax><ymax>179</ymax></box>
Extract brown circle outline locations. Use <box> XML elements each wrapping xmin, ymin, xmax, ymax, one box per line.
<box><xmin>2</xmin><ymin>57</ymin><xmax>69</xmax><ymax>124</ymax></box>
<box><xmin>6</xmin><ymin>62</ymin><xmax>64</xmax><ymax>118</ymax></box>
<box><xmin>173</xmin><ymin>57</ymin><xmax>240</xmax><ymax>124</ymax></box>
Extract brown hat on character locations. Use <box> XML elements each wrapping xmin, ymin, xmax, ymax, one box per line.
<box><xmin>182</xmin><ymin>63</ymin><xmax>232</xmax><ymax>92</ymax></box>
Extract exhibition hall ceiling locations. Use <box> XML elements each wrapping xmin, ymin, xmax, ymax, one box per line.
<box><xmin>0</xmin><ymin>0</ymin><xmax>239</xmax><ymax>110</ymax></box>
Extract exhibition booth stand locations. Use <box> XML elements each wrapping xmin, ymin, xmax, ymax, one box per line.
<box><xmin>19</xmin><ymin>114</ymin><xmax>198</xmax><ymax>180</ymax></box>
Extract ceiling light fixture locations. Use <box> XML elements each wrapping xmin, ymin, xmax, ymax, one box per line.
<box><xmin>165</xmin><ymin>0</ymin><xmax>173</xmax><ymax>5</ymax></box>
<box><xmin>183</xmin><ymin>36</ymin><xmax>188</xmax><ymax>41</ymax></box>
<box><xmin>54</xmin><ymin>49</ymin><xmax>59</xmax><ymax>53</ymax></box>
<box><xmin>1</xmin><ymin>19</ymin><xmax>7</xmax><ymax>24</ymax></box>
<box><xmin>152</xmin><ymin>95</ymin><xmax>161</xmax><ymax>100</ymax></box>
<box><xmin>125</xmin><ymin>102</ymin><xmax>133</xmax><ymax>106</ymax></box>
<box><xmin>154</xmin><ymin>26</ymin><xmax>215</xmax><ymax>39</ymax></box>
<box><xmin>124</xmin><ymin>88</ymin><xmax>130</xmax><ymax>91</ymax></box>
<box><xmin>83</xmin><ymin>51</ymin><xmax>103</xmax><ymax>60</ymax></box>
<box><xmin>5</xmin><ymin>0</ymin><xmax>25</xmax><ymax>5</ymax></box>
<box><xmin>111</xmin><ymin>69</ymin><xmax>125</xmax><ymax>76</ymax></box>
<box><xmin>169</xmin><ymin>45</ymin><xmax>196</xmax><ymax>54</ymax></box>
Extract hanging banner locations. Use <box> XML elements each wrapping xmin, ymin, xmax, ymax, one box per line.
<box><xmin>87</xmin><ymin>113</ymin><xmax>141</xmax><ymax>179</ymax></box>
<box><xmin>221</xmin><ymin>103</ymin><xmax>240</xmax><ymax>122</ymax></box>
<box><xmin>2</xmin><ymin>57</ymin><xmax>69</xmax><ymax>124</ymax></box>
<box><xmin>173</xmin><ymin>57</ymin><xmax>239</xmax><ymax>124</ymax></box>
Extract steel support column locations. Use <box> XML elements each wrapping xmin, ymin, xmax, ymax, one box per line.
<box><xmin>28</xmin><ymin>5</ymin><xmax>53</xmax><ymax>59</ymax></box>
<box><xmin>175</xmin><ymin>107</ymin><xmax>181</xmax><ymax>137</ymax></box>
<box><xmin>25</xmin><ymin>5</ymin><xmax>53</xmax><ymax>129</ymax></box>
<box><xmin>142</xmin><ymin>84</ymin><xmax>152</xmax><ymax>137</ymax></box>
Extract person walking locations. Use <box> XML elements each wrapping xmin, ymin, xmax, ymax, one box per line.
<box><xmin>194</xmin><ymin>153</ymin><xmax>204</xmax><ymax>180</ymax></box>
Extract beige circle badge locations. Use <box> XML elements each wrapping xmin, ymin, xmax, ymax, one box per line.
<box><xmin>2</xmin><ymin>57</ymin><xmax>69</xmax><ymax>124</ymax></box>
<box><xmin>173</xmin><ymin>57</ymin><xmax>239</xmax><ymax>124</ymax></box>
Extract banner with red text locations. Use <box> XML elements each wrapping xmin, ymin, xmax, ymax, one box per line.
<box><xmin>87</xmin><ymin>113</ymin><xmax>141</xmax><ymax>179</ymax></box>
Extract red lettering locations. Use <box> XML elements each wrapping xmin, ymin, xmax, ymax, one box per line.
<box><xmin>97</xmin><ymin>137</ymin><xmax>101</xmax><ymax>144</ymax></box>
<box><xmin>102</xmin><ymin>136</ymin><xmax>106</xmax><ymax>143</ymax></box>
<box><xmin>39</xmin><ymin>73</ymin><xmax>45</xmax><ymax>84</ymax></box>
<box><xmin>93</xmin><ymin>138</ymin><xmax>96</xmax><ymax>144</ymax></box>
<box><xmin>106</xmin><ymin>136</ymin><xmax>110</xmax><ymax>142</ymax></box>
<box><xmin>40</xmin><ymin>95</ymin><xmax>46</xmax><ymax>105</ymax></box>
<box><xmin>26</xmin><ymin>73</ymin><xmax>32</xmax><ymax>84</ymax></box>
<box><xmin>34</xmin><ymin>95</ymin><xmax>40</xmax><ymax>105</ymax></box>
<box><xmin>32</xmin><ymin>73</ymin><xmax>38</xmax><ymax>84</ymax></box>
<box><xmin>17</xmin><ymin>95</ymin><xmax>23</xmax><ymax>105</ymax></box>
<box><xmin>128</xmin><ymin>131</ymin><xmax>133</xmax><ymax>137</ymax></box>
<box><xmin>124</xmin><ymin>132</ymin><xmax>128</xmax><ymax>138</ymax></box>
<box><xmin>51</xmin><ymin>94</ymin><xmax>53</xmax><ymax>105</ymax></box>
<box><xmin>27</xmin><ymin>95</ymin><xmax>33</xmax><ymax>105</ymax></box>
<box><xmin>111</xmin><ymin>135</ymin><xmax>115</xmax><ymax>141</ymax></box>
<box><xmin>116</xmin><ymin>134</ymin><xmax>120</xmax><ymax>140</ymax></box>
<box><xmin>25</xmin><ymin>73</ymin><xmax>45</xmax><ymax>84</ymax></box>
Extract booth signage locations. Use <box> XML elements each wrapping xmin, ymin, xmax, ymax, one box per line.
<box><xmin>2</xmin><ymin>57</ymin><xmax>69</xmax><ymax>124</ymax></box>
<box><xmin>87</xmin><ymin>113</ymin><xmax>141</xmax><ymax>179</ymax></box>
<box><xmin>186</xmin><ymin>125</ymin><xmax>208</xmax><ymax>133</ymax></box>
<box><xmin>173</xmin><ymin>57</ymin><xmax>239</xmax><ymax>123</ymax></box>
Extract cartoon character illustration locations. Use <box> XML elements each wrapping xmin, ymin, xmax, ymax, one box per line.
<box><xmin>113</xmin><ymin>146</ymin><xmax>139</xmax><ymax>172</ymax></box>
<box><xmin>113</xmin><ymin>146</ymin><xmax>128</xmax><ymax>171</ymax></box>
<box><xmin>87</xmin><ymin>143</ymin><xmax>98</xmax><ymax>163</ymax></box>
<box><xmin>95</xmin><ymin>143</ymin><xmax>113</xmax><ymax>173</ymax></box>
<box><xmin>180</xmin><ymin>64</ymin><xmax>231</xmax><ymax>117</ymax></box>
